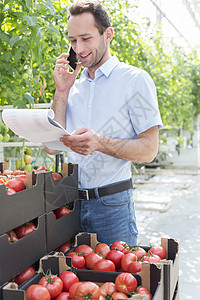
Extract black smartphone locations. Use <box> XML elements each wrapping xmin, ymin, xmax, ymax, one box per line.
<box><xmin>68</xmin><ymin>46</ymin><xmax>77</xmax><ymax>70</ymax></box>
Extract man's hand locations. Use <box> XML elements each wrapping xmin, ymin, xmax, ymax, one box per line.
<box><xmin>53</xmin><ymin>53</ymin><xmax>82</xmax><ymax>93</ymax></box>
<box><xmin>60</xmin><ymin>127</ymin><xmax>101</xmax><ymax>156</ymax></box>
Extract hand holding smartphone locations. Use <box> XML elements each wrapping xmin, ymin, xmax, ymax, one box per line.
<box><xmin>68</xmin><ymin>46</ymin><xmax>78</xmax><ymax>70</ymax></box>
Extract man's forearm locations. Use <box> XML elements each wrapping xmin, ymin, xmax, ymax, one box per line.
<box><xmin>96</xmin><ymin>126</ymin><xmax>159</xmax><ymax>162</ymax></box>
<box><xmin>51</xmin><ymin>90</ymin><xmax>69</xmax><ymax>128</ymax></box>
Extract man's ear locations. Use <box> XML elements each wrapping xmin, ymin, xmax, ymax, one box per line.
<box><xmin>105</xmin><ymin>27</ymin><xmax>114</xmax><ymax>43</ymax></box>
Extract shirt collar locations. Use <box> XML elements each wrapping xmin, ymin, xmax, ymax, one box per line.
<box><xmin>81</xmin><ymin>56</ymin><xmax>119</xmax><ymax>80</ymax></box>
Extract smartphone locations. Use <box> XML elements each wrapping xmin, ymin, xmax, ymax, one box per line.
<box><xmin>68</xmin><ymin>46</ymin><xmax>77</xmax><ymax>70</ymax></box>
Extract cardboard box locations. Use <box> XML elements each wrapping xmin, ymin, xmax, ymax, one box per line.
<box><xmin>46</xmin><ymin>199</ymin><xmax>80</xmax><ymax>253</ymax></box>
<box><xmin>0</xmin><ymin>215</ymin><xmax>46</xmax><ymax>285</ymax></box>
<box><xmin>44</xmin><ymin>163</ymin><xmax>79</xmax><ymax>213</ymax></box>
<box><xmin>0</xmin><ymin>171</ymin><xmax>45</xmax><ymax>235</ymax></box>
<box><xmin>2</xmin><ymin>253</ymin><xmax>163</xmax><ymax>300</ymax></box>
<box><xmin>70</xmin><ymin>233</ymin><xmax>179</xmax><ymax>300</ymax></box>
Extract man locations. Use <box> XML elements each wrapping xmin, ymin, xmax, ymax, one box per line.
<box><xmin>44</xmin><ymin>0</ymin><xmax>163</xmax><ymax>245</ymax></box>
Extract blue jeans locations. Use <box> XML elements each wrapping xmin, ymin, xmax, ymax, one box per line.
<box><xmin>79</xmin><ymin>182</ymin><xmax>138</xmax><ymax>246</ymax></box>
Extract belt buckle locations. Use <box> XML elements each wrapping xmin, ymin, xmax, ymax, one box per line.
<box><xmin>79</xmin><ymin>189</ymin><xmax>89</xmax><ymax>200</ymax></box>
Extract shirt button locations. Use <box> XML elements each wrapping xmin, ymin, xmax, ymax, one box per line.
<box><xmin>88</xmin><ymin>105</ymin><xmax>92</xmax><ymax>109</ymax></box>
<box><xmin>82</xmin><ymin>177</ymin><xmax>85</xmax><ymax>181</ymax></box>
<box><xmin>91</xmin><ymin>82</ymin><xmax>95</xmax><ymax>86</ymax></box>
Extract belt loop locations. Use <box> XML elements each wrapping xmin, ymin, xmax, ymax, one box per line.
<box><xmin>94</xmin><ymin>187</ymin><xmax>100</xmax><ymax>199</ymax></box>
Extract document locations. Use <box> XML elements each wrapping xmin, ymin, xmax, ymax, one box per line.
<box><xmin>2</xmin><ymin>109</ymin><xmax>70</xmax><ymax>151</ymax></box>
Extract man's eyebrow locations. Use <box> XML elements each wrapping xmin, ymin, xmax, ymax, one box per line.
<box><xmin>68</xmin><ymin>33</ymin><xmax>92</xmax><ymax>39</ymax></box>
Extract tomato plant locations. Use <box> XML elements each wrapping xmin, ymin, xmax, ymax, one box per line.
<box><xmin>25</xmin><ymin>284</ymin><xmax>51</xmax><ymax>300</ymax></box>
<box><xmin>39</xmin><ymin>272</ymin><xmax>63</xmax><ymax>299</ymax></box>
<box><xmin>15</xmin><ymin>221</ymin><xmax>36</xmax><ymax>238</ymax></box>
<box><xmin>59</xmin><ymin>271</ymin><xmax>79</xmax><ymax>292</ymax></box>
<box><xmin>115</xmin><ymin>273</ymin><xmax>137</xmax><ymax>294</ymax></box>
<box><xmin>14</xmin><ymin>266</ymin><xmax>35</xmax><ymax>285</ymax></box>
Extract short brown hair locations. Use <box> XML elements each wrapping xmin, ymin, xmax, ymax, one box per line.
<box><xmin>68</xmin><ymin>0</ymin><xmax>111</xmax><ymax>35</ymax></box>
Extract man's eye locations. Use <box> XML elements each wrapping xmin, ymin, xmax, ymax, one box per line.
<box><xmin>83</xmin><ymin>37</ymin><xmax>91</xmax><ymax>41</ymax></box>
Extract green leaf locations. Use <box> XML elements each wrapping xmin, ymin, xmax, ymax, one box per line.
<box><xmin>24</xmin><ymin>92</ymin><xmax>34</xmax><ymax>105</ymax></box>
<box><xmin>0</xmin><ymin>31</ymin><xmax>9</xmax><ymax>43</ymax></box>
<box><xmin>9</xmin><ymin>35</ymin><xmax>19</xmax><ymax>46</ymax></box>
<box><xmin>23</xmin><ymin>15</ymin><xmax>37</xmax><ymax>27</ymax></box>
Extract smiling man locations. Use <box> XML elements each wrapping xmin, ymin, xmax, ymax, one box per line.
<box><xmin>44</xmin><ymin>0</ymin><xmax>163</xmax><ymax>245</ymax></box>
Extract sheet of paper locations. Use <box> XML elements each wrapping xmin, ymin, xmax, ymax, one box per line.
<box><xmin>2</xmin><ymin>109</ymin><xmax>70</xmax><ymax>151</ymax></box>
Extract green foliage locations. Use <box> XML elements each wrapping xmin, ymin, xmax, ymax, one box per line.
<box><xmin>0</xmin><ymin>0</ymin><xmax>70</xmax><ymax>107</ymax></box>
<box><xmin>0</xmin><ymin>0</ymin><xmax>200</xmax><ymax>134</ymax></box>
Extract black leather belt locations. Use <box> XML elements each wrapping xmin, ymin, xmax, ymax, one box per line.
<box><xmin>79</xmin><ymin>179</ymin><xmax>133</xmax><ymax>200</ymax></box>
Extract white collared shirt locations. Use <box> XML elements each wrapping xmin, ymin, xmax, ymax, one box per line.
<box><xmin>66</xmin><ymin>56</ymin><xmax>163</xmax><ymax>188</ymax></box>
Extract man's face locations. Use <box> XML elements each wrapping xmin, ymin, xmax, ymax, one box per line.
<box><xmin>68</xmin><ymin>12</ymin><xmax>110</xmax><ymax>70</ymax></box>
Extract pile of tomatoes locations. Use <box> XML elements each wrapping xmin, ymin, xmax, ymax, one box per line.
<box><xmin>58</xmin><ymin>240</ymin><xmax>167</xmax><ymax>274</ymax></box>
<box><xmin>0</xmin><ymin>168</ymin><xmax>26</xmax><ymax>195</ymax></box>
<box><xmin>0</xmin><ymin>166</ymin><xmax>63</xmax><ymax>195</ymax></box>
<box><xmin>25</xmin><ymin>270</ymin><xmax>152</xmax><ymax>300</ymax></box>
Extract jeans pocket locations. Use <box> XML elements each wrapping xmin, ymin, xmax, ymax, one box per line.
<box><xmin>100</xmin><ymin>190</ymin><xmax>130</xmax><ymax>206</ymax></box>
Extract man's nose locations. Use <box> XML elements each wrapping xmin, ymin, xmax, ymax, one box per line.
<box><xmin>75</xmin><ymin>41</ymin><xmax>84</xmax><ymax>55</ymax></box>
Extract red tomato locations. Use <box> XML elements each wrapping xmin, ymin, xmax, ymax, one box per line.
<box><xmin>3</xmin><ymin>169</ymin><xmax>13</xmax><ymax>176</ymax></box>
<box><xmin>145</xmin><ymin>254</ymin><xmax>161</xmax><ymax>263</ymax></box>
<box><xmin>111</xmin><ymin>241</ymin><xmax>130</xmax><ymax>254</ymax></box>
<box><xmin>14</xmin><ymin>266</ymin><xmax>35</xmax><ymax>285</ymax></box>
<box><xmin>54</xmin><ymin>206</ymin><xmax>71</xmax><ymax>219</ymax></box>
<box><xmin>25</xmin><ymin>284</ymin><xmax>51</xmax><ymax>300</ymax></box>
<box><xmin>17</xmin><ymin>174</ymin><xmax>26</xmax><ymax>181</ymax></box>
<box><xmin>6</xmin><ymin>177</ymin><xmax>25</xmax><ymax>192</ymax></box>
<box><xmin>95</xmin><ymin>243</ymin><xmax>110</xmax><ymax>257</ymax></box>
<box><xmin>52</xmin><ymin>172</ymin><xmax>63</xmax><ymax>181</ymax></box>
<box><xmin>67</xmin><ymin>251</ymin><xmax>86</xmax><ymax>269</ymax></box>
<box><xmin>121</xmin><ymin>252</ymin><xmax>136</xmax><ymax>272</ymax></box>
<box><xmin>112</xmin><ymin>292</ymin><xmax>128</xmax><ymax>299</ymax></box>
<box><xmin>54</xmin><ymin>292</ymin><xmax>70</xmax><ymax>300</ymax></box>
<box><xmin>69</xmin><ymin>282</ymin><xmax>82</xmax><ymax>299</ymax></box>
<box><xmin>36</xmin><ymin>165</ymin><xmax>48</xmax><ymax>172</ymax></box>
<box><xmin>39</xmin><ymin>274</ymin><xmax>63</xmax><ymax>298</ymax></box>
<box><xmin>127</xmin><ymin>261</ymin><xmax>142</xmax><ymax>273</ymax></box>
<box><xmin>92</xmin><ymin>259</ymin><xmax>116</xmax><ymax>272</ymax></box>
<box><xmin>57</xmin><ymin>240</ymin><xmax>71</xmax><ymax>253</ymax></box>
<box><xmin>99</xmin><ymin>282</ymin><xmax>116</xmax><ymax>298</ymax></box>
<box><xmin>75</xmin><ymin>282</ymin><xmax>100</xmax><ymax>300</ymax></box>
<box><xmin>59</xmin><ymin>271</ymin><xmax>79</xmax><ymax>292</ymax></box>
<box><xmin>149</xmin><ymin>245</ymin><xmax>167</xmax><ymax>259</ymax></box>
<box><xmin>130</xmin><ymin>247</ymin><xmax>147</xmax><ymax>259</ymax></box>
<box><xmin>137</xmin><ymin>287</ymin><xmax>153</xmax><ymax>300</ymax></box>
<box><xmin>115</xmin><ymin>273</ymin><xmax>137</xmax><ymax>294</ymax></box>
<box><xmin>0</xmin><ymin>177</ymin><xmax>6</xmax><ymax>184</ymax></box>
<box><xmin>15</xmin><ymin>221</ymin><xmax>36</xmax><ymax>239</ymax></box>
<box><xmin>75</xmin><ymin>244</ymin><xmax>94</xmax><ymax>258</ymax></box>
<box><xmin>106</xmin><ymin>250</ymin><xmax>124</xmax><ymax>270</ymax></box>
<box><xmin>85</xmin><ymin>252</ymin><xmax>103</xmax><ymax>270</ymax></box>
<box><xmin>6</xmin><ymin>188</ymin><xmax>17</xmax><ymax>195</ymax></box>
<box><xmin>13</xmin><ymin>170</ymin><xmax>23</xmax><ymax>176</ymax></box>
